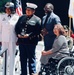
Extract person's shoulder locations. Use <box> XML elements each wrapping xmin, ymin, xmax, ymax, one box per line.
<box><xmin>43</xmin><ymin>15</ymin><xmax>46</xmax><ymax>19</ymax></box>
<box><xmin>14</xmin><ymin>13</ymin><xmax>19</xmax><ymax>16</ymax></box>
<box><xmin>59</xmin><ymin>35</ymin><xmax>66</xmax><ymax>39</ymax></box>
<box><xmin>59</xmin><ymin>35</ymin><xmax>65</xmax><ymax>37</ymax></box>
<box><xmin>0</xmin><ymin>13</ymin><xmax>7</xmax><ymax>19</ymax></box>
<box><xmin>18</xmin><ymin>14</ymin><xmax>27</xmax><ymax>20</ymax></box>
<box><xmin>19</xmin><ymin>14</ymin><xmax>26</xmax><ymax>18</ymax></box>
<box><xmin>34</xmin><ymin>15</ymin><xmax>41</xmax><ymax>19</ymax></box>
<box><xmin>51</xmin><ymin>12</ymin><xmax>60</xmax><ymax>18</ymax></box>
<box><xmin>0</xmin><ymin>12</ymin><xmax>5</xmax><ymax>15</ymax></box>
<box><xmin>33</xmin><ymin>15</ymin><xmax>41</xmax><ymax>21</ymax></box>
<box><xmin>12</xmin><ymin>13</ymin><xmax>19</xmax><ymax>18</ymax></box>
<box><xmin>0</xmin><ymin>13</ymin><xmax>6</xmax><ymax>16</ymax></box>
<box><xmin>67</xmin><ymin>36</ymin><xmax>73</xmax><ymax>41</ymax></box>
<box><xmin>58</xmin><ymin>35</ymin><xmax>66</xmax><ymax>42</ymax></box>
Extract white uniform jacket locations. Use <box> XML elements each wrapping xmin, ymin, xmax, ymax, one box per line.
<box><xmin>0</xmin><ymin>13</ymin><xmax>19</xmax><ymax>43</ymax></box>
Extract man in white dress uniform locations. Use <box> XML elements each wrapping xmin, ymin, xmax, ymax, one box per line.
<box><xmin>0</xmin><ymin>2</ymin><xmax>19</xmax><ymax>75</ymax></box>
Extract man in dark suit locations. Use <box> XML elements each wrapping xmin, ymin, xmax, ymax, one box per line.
<box><xmin>41</xmin><ymin>3</ymin><xmax>61</xmax><ymax>51</ymax></box>
<box><xmin>40</xmin><ymin>3</ymin><xmax>61</xmax><ymax>64</ymax></box>
<box><xmin>15</xmin><ymin>2</ymin><xmax>41</xmax><ymax>75</ymax></box>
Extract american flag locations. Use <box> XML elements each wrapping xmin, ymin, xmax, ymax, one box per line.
<box><xmin>15</xmin><ymin>0</ymin><xmax>23</xmax><ymax>16</ymax></box>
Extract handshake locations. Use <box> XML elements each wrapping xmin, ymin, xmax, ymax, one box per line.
<box><xmin>41</xmin><ymin>28</ymin><xmax>48</xmax><ymax>36</ymax></box>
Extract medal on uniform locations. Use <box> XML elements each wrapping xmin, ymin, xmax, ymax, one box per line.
<box><xmin>20</xmin><ymin>29</ymin><xmax>25</xmax><ymax>36</ymax></box>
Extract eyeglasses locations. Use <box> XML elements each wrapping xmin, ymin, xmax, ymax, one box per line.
<box><xmin>65</xmin><ymin>31</ymin><xmax>68</xmax><ymax>32</ymax></box>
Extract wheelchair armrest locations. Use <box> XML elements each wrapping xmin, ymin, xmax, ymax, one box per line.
<box><xmin>59</xmin><ymin>52</ymin><xmax>70</xmax><ymax>55</ymax></box>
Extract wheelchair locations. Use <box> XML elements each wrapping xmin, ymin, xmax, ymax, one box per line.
<box><xmin>39</xmin><ymin>48</ymin><xmax>74</xmax><ymax>75</ymax></box>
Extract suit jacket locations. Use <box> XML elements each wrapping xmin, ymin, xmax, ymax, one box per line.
<box><xmin>42</xmin><ymin>12</ymin><xmax>61</xmax><ymax>50</ymax></box>
<box><xmin>0</xmin><ymin>13</ymin><xmax>19</xmax><ymax>42</ymax></box>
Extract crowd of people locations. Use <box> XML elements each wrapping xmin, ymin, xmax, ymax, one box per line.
<box><xmin>0</xmin><ymin>1</ymin><xmax>74</xmax><ymax>75</ymax></box>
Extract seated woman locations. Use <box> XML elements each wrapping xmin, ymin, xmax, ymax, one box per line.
<box><xmin>40</xmin><ymin>24</ymin><xmax>69</xmax><ymax>74</ymax></box>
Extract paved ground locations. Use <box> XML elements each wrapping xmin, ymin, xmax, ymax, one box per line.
<box><xmin>0</xmin><ymin>41</ymin><xmax>44</xmax><ymax>75</ymax></box>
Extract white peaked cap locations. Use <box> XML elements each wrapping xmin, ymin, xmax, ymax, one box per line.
<box><xmin>26</xmin><ymin>3</ymin><xmax>38</xmax><ymax>9</ymax></box>
<box><xmin>5</xmin><ymin>2</ymin><xmax>14</xmax><ymax>8</ymax></box>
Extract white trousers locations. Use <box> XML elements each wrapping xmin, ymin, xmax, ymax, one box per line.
<box><xmin>2</xmin><ymin>42</ymin><xmax>16</xmax><ymax>75</ymax></box>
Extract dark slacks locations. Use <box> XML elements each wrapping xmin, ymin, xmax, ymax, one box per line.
<box><xmin>19</xmin><ymin>44</ymin><xmax>36</xmax><ymax>75</ymax></box>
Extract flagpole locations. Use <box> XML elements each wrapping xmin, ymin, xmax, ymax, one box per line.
<box><xmin>69</xmin><ymin>17</ymin><xmax>71</xmax><ymax>37</ymax></box>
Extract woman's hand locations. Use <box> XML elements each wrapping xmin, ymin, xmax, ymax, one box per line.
<box><xmin>42</xmin><ymin>50</ymin><xmax>52</xmax><ymax>55</ymax></box>
<box><xmin>42</xmin><ymin>51</ymin><xmax>48</xmax><ymax>55</ymax></box>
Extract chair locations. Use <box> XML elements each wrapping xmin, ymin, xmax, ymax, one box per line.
<box><xmin>39</xmin><ymin>48</ymin><xmax>74</xmax><ymax>75</ymax></box>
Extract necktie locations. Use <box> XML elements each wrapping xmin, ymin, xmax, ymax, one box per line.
<box><xmin>44</xmin><ymin>15</ymin><xmax>49</xmax><ymax>27</ymax></box>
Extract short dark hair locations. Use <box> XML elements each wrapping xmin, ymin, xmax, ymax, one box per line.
<box><xmin>45</xmin><ymin>3</ymin><xmax>54</xmax><ymax>11</ymax></box>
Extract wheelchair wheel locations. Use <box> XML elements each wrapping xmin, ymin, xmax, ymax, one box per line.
<box><xmin>39</xmin><ymin>64</ymin><xmax>47</xmax><ymax>75</ymax></box>
<box><xmin>57</xmin><ymin>57</ymin><xmax>74</xmax><ymax>75</ymax></box>
<box><xmin>39</xmin><ymin>63</ymin><xmax>57</xmax><ymax>75</ymax></box>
